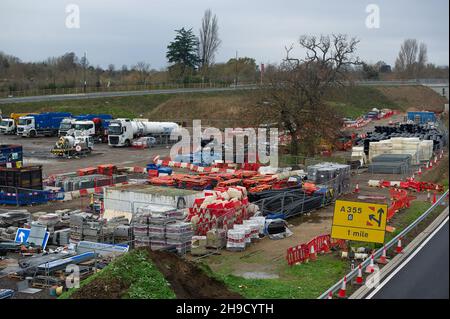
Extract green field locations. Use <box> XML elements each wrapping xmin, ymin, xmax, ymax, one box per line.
<box><xmin>1</xmin><ymin>85</ymin><xmax>444</xmax><ymax>124</ymax></box>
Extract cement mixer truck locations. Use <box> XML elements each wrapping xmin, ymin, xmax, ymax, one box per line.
<box><xmin>108</xmin><ymin>118</ymin><xmax>179</xmax><ymax>147</ymax></box>
<box><xmin>51</xmin><ymin>134</ymin><xmax>94</xmax><ymax>158</ymax></box>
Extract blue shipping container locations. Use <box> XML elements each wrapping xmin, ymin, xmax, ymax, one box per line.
<box><xmin>407</xmin><ymin>111</ymin><xmax>436</xmax><ymax>124</ymax></box>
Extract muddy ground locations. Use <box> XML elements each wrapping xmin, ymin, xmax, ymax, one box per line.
<box><xmin>70</xmin><ymin>248</ymin><xmax>242</xmax><ymax>299</ymax></box>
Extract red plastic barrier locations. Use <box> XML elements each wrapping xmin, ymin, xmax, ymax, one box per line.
<box><xmin>287</xmin><ymin>234</ymin><xmax>346</xmax><ymax>266</ymax></box>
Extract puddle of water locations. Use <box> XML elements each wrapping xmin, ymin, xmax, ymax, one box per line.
<box><xmin>237</xmin><ymin>272</ymin><xmax>279</xmax><ymax>279</ymax></box>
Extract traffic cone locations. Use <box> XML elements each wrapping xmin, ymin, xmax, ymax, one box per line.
<box><xmin>322</xmin><ymin>240</ymin><xmax>331</xmax><ymax>254</ymax></box>
<box><xmin>396</xmin><ymin>238</ymin><xmax>403</xmax><ymax>254</ymax></box>
<box><xmin>433</xmin><ymin>192</ymin><xmax>437</xmax><ymax>204</ymax></box>
<box><xmin>337</xmin><ymin>276</ymin><xmax>347</xmax><ymax>298</ymax></box>
<box><xmin>377</xmin><ymin>246</ymin><xmax>389</xmax><ymax>265</ymax></box>
<box><xmin>426</xmin><ymin>162</ymin><xmax>429</xmax><ymax>170</ymax></box>
<box><xmin>434</xmin><ymin>156</ymin><xmax>438</xmax><ymax>164</ymax></box>
<box><xmin>354</xmin><ymin>183</ymin><xmax>360</xmax><ymax>193</ymax></box>
<box><xmin>429</xmin><ymin>161</ymin><xmax>433</xmax><ymax>169</ymax></box>
<box><xmin>355</xmin><ymin>264</ymin><xmax>364</xmax><ymax>285</ymax></box>
<box><xmin>327</xmin><ymin>291</ymin><xmax>333</xmax><ymax>299</ymax></box>
<box><xmin>309</xmin><ymin>245</ymin><xmax>317</xmax><ymax>261</ymax></box>
<box><xmin>418</xmin><ymin>167</ymin><xmax>422</xmax><ymax>176</ymax></box>
<box><xmin>365</xmin><ymin>254</ymin><xmax>376</xmax><ymax>273</ymax></box>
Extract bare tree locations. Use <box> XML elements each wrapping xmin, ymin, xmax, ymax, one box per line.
<box><xmin>395</xmin><ymin>39</ymin><xmax>427</xmax><ymax>78</ymax></box>
<box><xmin>198</xmin><ymin>9</ymin><xmax>221</xmax><ymax>78</ymax></box>
<box><xmin>133</xmin><ymin>61</ymin><xmax>151</xmax><ymax>84</ymax></box>
<box><xmin>417</xmin><ymin>43</ymin><xmax>428</xmax><ymax>76</ymax></box>
<box><xmin>262</xmin><ymin>34</ymin><xmax>360</xmax><ymax>155</ymax></box>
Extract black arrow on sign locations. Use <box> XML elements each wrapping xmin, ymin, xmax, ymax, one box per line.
<box><xmin>369</xmin><ymin>208</ymin><xmax>385</xmax><ymax>227</ymax></box>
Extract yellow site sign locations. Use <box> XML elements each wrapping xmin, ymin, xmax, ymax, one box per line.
<box><xmin>331</xmin><ymin>200</ymin><xmax>388</xmax><ymax>244</ymax></box>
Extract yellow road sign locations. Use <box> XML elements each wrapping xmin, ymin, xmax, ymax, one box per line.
<box><xmin>331</xmin><ymin>200</ymin><xmax>388</xmax><ymax>244</ymax></box>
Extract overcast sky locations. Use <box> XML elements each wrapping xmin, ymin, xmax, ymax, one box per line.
<box><xmin>0</xmin><ymin>0</ymin><xmax>448</xmax><ymax>69</ymax></box>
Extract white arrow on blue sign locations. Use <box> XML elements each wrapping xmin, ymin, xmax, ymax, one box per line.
<box><xmin>14</xmin><ymin>228</ymin><xmax>50</xmax><ymax>250</ymax></box>
<box><xmin>14</xmin><ymin>228</ymin><xmax>30</xmax><ymax>243</ymax></box>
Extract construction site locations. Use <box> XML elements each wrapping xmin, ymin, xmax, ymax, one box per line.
<box><xmin>0</xmin><ymin>1</ymin><xmax>449</xmax><ymax>308</ymax></box>
<box><xmin>0</xmin><ymin>96</ymin><xmax>448</xmax><ymax>300</ymax></box>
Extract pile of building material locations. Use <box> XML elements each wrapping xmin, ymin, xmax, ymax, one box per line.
<box><xmin>250</xmin><ymin>188</ymin><xmax>327</xmax><ymax>219</ymax></box>
<box><xmin>103</xmin><ymin>184</ymin><xmax>203</xmax><ymax>222</ymax></box>
<box><xmin>69</xmin><ymin>213</ymin><xmax>114</xmax><ymax>243</ymax></box>
<box><xmin>306</xmin><ymin>162</ymin><xmax>351</xmax><ymax>195</ymax></box>
<box><xmin>133</xmin><ymin>204</ymin><xmax>190</xmax><ymax>253</ymax></box>
<box><xmin>50</xmin><ymin>173</ymin><xmax>127</xmax><ymax>192</ymax></box>
<box><xmin>367</xmin><ymin>154</ymin><xmax>412</xmax><ymax>174</ymax></box>
<box><xmin>358</xmin><ymin>124</ymin><xmax>444</xmax><ymax>155</ymax></box>
<box><xmin>368</xmin><ymin>138</ymin><xmax>433</xmax><ymax>165</ymax></box>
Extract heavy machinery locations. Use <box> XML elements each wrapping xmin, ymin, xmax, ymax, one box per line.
<box><xmin>51</xmin><ymin>134</ymin><xmax>94</xmax><ymax>158</ymax></box>
<box><xmin>108</xmin><ymin>118</ymin><xmax>179</xmax><ymax>147</ymax></box>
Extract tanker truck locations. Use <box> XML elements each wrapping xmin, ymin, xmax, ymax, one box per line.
<box><xmin>107</xmin><ymin>118</ymin><xmax>179</xmax><ymax>147</ymax></box>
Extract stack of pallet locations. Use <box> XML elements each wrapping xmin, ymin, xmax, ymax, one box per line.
<box><xmin>133</xmin><ymin>204</ymin><xmax>179</xmax><ymax>250</ymax></box>
<box><xmin>368</xmin><ymin>154</ymin><xmax>412</xmax><ymax>174</ymax></box>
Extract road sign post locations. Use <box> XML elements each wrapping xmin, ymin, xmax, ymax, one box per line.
<box><xmin>331</xmin><ymin>200</ymin><xmax>388</xmax><ymax>244</ymax></box>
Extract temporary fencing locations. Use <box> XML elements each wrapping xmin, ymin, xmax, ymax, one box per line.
<box><xmin>369</xmin><ymin>179</ymin><xmax>444</xmax><ymax>193</ymax></box>
<box><xmin>286</xmin><ymin>234</ymin><xmax>346</xmax><ymax>266</ymax></box>
<box><xmin>0</xmin><ymin>186</ymin><xmax>64</xmax><ymax>205</ymax></box>
<box><xmin>387</xmin><ymin>189</ymin><xmax>414</xmax><ymax>221</ymax></box>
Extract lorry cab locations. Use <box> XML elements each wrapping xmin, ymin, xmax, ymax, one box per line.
<box><xmin>0</xmin><ymin>118</ymin><xmax>16</xmax><ymax>134</ymax></box>
<box><xmin>72</xmin><ymin>120</ymin><xmax>95</xmax><ymax>136</ymax></box>
<box><xmin>17</xmin><ymin>116</ymin><xmax>34</xmax><ymax>136</ymax></box>
<box><xmin>58</xmin><ymin>118</ymin><xmax>75</xmax><ymax>136</ymax></box>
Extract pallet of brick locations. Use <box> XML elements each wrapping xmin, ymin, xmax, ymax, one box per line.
<box><xmin>165</xmin><ymin>222</ymin><xmax>193</xmax><ymax>240</ymax></box>
<box><xmin>191</xmin><ymin>236</ymin><xmax>208</xmax><ymax>255</ymax></box>
<box><xmin>166</xmin><ymin>239</ymin><xmax>191</xmax><ymax>254</ymax></box>
<box><xmin>206</xmin><ymin>229</ymin><xmax>227</xmax><ymax>249</ymax></box>
<box><xmin>150</xmin><ymin>238</ymin><xmax>168</xmax><ymax>251</ymax></box>
<box><xmin>226</xmin><ymin>229</ymin><xmax>246</xmax><ymax>252</ymax></box>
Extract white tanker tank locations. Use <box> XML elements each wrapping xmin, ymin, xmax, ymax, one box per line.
<box><xmin>108</xmin><ymin>118</ymin><xmax>179</xmax><ymax>147</ymax></box>
<box><xmin>140</xmin><ymin>121</ymin><xmax>180</xmax><ymax>135</ymax></box>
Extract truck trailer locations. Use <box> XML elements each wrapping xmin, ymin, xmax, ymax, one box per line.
<box><xmin>16</xmin><ymin>112</ymin><xmax>72</xmax><ymax>137</ymax></box>
<box><xmin>107</xmin><ymin>118</ymin><xmax>179</xmax><ymax>147</ymax></box>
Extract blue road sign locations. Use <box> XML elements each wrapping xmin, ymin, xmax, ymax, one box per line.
<box><xmin>14</xmin><ymin>228</ymin><xmax>49</xmax><ymax>249</ymax></box>
<box><xmin>14</xmin><ymin>228</ymin><xmax>30</xmax><ymax>243</ymax></box>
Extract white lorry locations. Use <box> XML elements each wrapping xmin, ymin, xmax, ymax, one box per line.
<box><xmin>107</xmin><ymin>118</ymin><xmax>179</xmax><ymax>147</ymax></box>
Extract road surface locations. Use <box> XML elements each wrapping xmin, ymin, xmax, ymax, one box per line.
<box><xmin>0</xmin><ymin>86</ymin><xmax>255</xmax><ymax>104</ymax></box>
<box><xmin>370</xmin><ymin>218</ymin><xmax>449</xmax><ymax>299</ymax></box>
<box><xmin>2</xmin><ymin>80</ymin><xmax>447</xmax><ymax>105</ymax></box>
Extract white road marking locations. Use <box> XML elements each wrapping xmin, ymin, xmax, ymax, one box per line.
<box><xmin>366</xmin><ymin>216</ymin><xmax>449</xmax><ymax>299</ymax></box>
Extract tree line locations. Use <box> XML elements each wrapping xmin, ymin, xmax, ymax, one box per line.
<box><xmin>0</xmin><ymin>8</ymin><xmax>448</xmax><ymax>93</ymax></box>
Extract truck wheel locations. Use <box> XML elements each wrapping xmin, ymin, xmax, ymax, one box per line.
<box><xmin>29</xmin><ymin>130</ymin><xmax>36</xmax><ymax>138</ymax></box>
<box><xmin>125</xmin><ymin>140</ymin><xmax>131</xmax><ymax>147</ymax></box>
